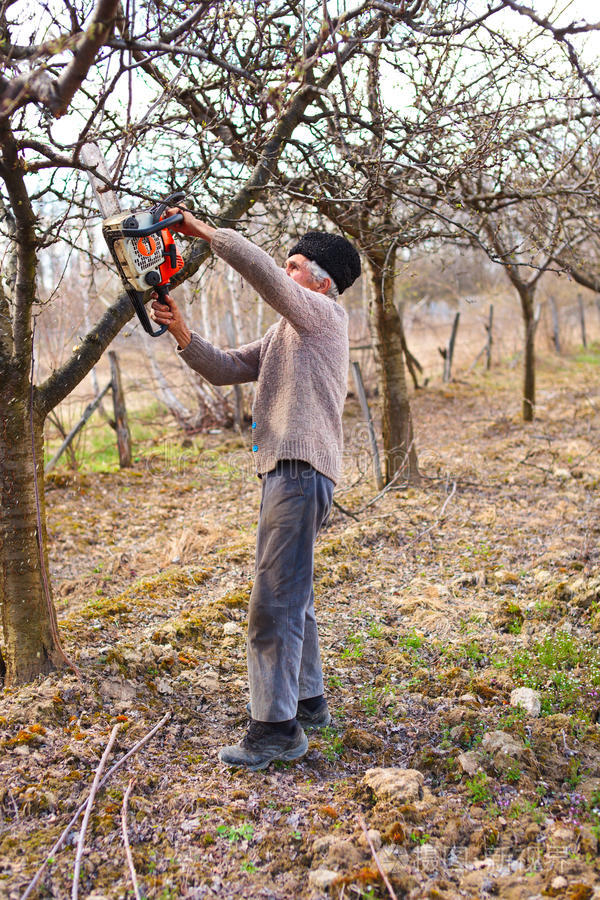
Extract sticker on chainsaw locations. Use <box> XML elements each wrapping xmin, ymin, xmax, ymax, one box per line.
<box><xmin>137</xmin><ymin>236</ymin><xmax>157</xmax><ymax>257</ymax></box>
<box><xmin>128</xmin><ymin>237</ymin><xmax>162</xmax><ymax>270</ymax></box>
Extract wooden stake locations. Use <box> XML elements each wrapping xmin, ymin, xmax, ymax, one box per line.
<box><xmin>442</xmin><ymin>312</ymin><xmax>460</xmax><ymax>382</ymax></box>
<box><xmin>578</xmin><ymin>293</ymin><xmax>587</xmax><ymax>348</ymax></box>
<box><xmin>351</xmin><ymin>361</ymin><xmax>384</xmax><ymax>491</ymax></box>
<box><xmin>549</xmin><ymin>296</ymin><xmax>561</xmax><ymax>353</ymax></box>
<box><xmin>45</xmin><ymin>382</ymin><xmax>112</xmax><ymax>473</ymax></box>
<box><xmin>108</xmin><ymin>351</ymin><xmax>132</xmax><ymax>467</ymax></box>
<box><xmin>485</xmin><ymin>304</ymin><xmax>493</xmax><ymax>370</ymax></box>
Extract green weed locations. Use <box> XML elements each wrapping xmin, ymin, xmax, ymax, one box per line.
<box><xmin>510</xmin><ymin>631</ymin><xmax>600</xmax><ymax>714</ymax></box>
<box><xmin>466</xmin><ymin>772</ymin><xmax>493</xmax><ymax>804</ymax></box>
<box><xmin>409</xmin><ymin>831</ymin><xmax>431</xmax><ymax>845</ymax></box>
<box><xmin>497</xmin><ymin>706</ymin><xmax>526</xmax><ymax>730</ymax></box>
<box><xmin>361</xmin><ymin>687</ymin><xmax>378</xmax><ymax>717</ymax></box>
<box><xmin>399</xmin><ymin>630</ymin><xmax>423</xmax><ymax>650</ymax></box>
<box><xmin>341</xmin><ymin>632</ymin><xmax>365</xmax><ymax>659</ymax></box>
<box><xmin>320</xmin><ymin>726</ymin><xmax>344</xmax><ymax>762</ymax></box>
<box><xmin>367</xmin><ymin>621</ymin><xmax>384</xmax><ymax>639</ymax></box>
<box><xmin>504</xmin><ymin>764</ymin><xmax>522</xmax><ymax>784</ymax></box>
<box><xmin>574</xmin><ymin>343</ymin><xmax>600</xmax><ymax>365</ymax></box>
<box><xmin>533</xmin><ymin>598</ymin><xmax>553</xmax><ymax>619</ymax></box>
<box><xmin>565</xmin><ymin>758</ymin><xmax>583</xmax><ymax>789</ymax></box>
<box><xmin>464</xmin><ymin>640</ymin><xmax>485</xmax><ymax>663</ymax></box>
<box><xmin>216</xmin><ymin>823</ymin><xmax>254</xmax><ymax>843</ymax></box>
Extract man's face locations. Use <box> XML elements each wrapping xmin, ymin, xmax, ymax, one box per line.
<box><xmin>285</xmin><ymin>254</ymin><xmax>330</xmax><ymax>294</ymax></box>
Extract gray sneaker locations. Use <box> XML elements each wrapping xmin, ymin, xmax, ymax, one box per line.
<box><xmin>245</xmin><ymin>699</ymin><xmax>331</xmax><ymax>730</ymax></box>
<box><xmin>219</xmin><ymin>721</ymin><xmax>308</xmax><ymax>771</ymax></box>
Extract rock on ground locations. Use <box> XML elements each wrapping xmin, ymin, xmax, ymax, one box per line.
<box><xmin>363</xmin><ymin>767</ymin><xmax>424</xmax><ymax>802</ymax></box>
<box><xmin>308</xmin><ymin>868</ymin><xmax>340</xmax><ymax>890</ymax></box>
<box><xmin>481</xmin><ymin>731</ymin><xmax>525</xmax><ymax>757</ymax></box>
<box><xmin>510</xmin><ymin>686</ymin><xmax>541</xmax><ymax>716</ymax></box>
<box><xmin>457</xmin><ymin>750</ymin><xmax>483</xmax><ymax>775</ymax></box>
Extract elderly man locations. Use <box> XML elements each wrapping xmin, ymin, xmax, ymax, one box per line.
<box><xmin>151</xmin><ymin>212</ymin><xmax>361</xmax><ymax>770</ymax></box>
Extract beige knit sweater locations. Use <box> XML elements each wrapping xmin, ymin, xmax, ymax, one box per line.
<box><xmin>178</xmin><ymin>228</ymin><xmax>349</xmax><ymax>483</ymax></box>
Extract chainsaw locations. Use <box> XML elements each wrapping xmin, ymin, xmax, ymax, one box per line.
<box><xmin>101</xmin><ymin>191</ymin><xmax>186</xmax><ymax>337</ymax></box>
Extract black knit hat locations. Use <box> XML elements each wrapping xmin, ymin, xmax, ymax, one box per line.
<box><xmin>288</xmin><ymin>231</ymin><xmax>361</xmax><ymax>294</ymax></box>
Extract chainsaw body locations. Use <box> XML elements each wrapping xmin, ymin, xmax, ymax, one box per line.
<box><xmin>102</xmin><ymin>192</ymin><xmax>185</xmax><ymax>337</ymax></box>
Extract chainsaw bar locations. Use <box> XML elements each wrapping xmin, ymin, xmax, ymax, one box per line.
<box><xmin>80</xmin><ymin>143</ymin><xmax>121</xmax><ymax>218</ymax></box>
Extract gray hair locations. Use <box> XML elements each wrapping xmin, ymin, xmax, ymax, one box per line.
<box><xmin>306</xmin><ymin>259</ymin><xmax>339</xmax><ymax>301</ymax></box>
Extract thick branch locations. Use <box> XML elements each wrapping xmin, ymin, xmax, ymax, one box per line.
<box><xmin>0</xmin><ymin>0</ymin><xmax>119</xmax><ymax>120</ymax></box>
<box><xmin>0</xmin><ymin>121</ymin><xmax>36</xmax><ymax>370</ymax></box>
<box><xmin>554</xmin><ymin>256</ymin><xmax>600</xmax><ymax>293</ymax></box>
<box><xmin>53</xmin><ymin>0</ymin><xmax>119</xmax><ymax>116</ymax></box>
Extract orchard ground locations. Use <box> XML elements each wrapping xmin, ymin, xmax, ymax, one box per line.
<box><xmin>1</xmin><ymin>346</ymin><xmax>600</xmax><ymax>899</ymax></box>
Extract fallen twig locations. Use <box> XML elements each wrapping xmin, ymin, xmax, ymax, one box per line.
<box><xmin>332</xmin><ymin>498</ymin><xmax>360</xmax><ymax>520</ymax></box>
<box><xmin>358</xmin><ymin>465</ymin><xmax>407</xmax><ymax>513</ymax></box>
<box><xmin>8</xmin><ymin>788</ymin><xmax>20</xmax><ymax>822</ymax></box>
<box><xmin>358</xmin><ymin>814</ymin><xmax>398</xmax><ymax>900</ymax></box>
<box><xmin>334</xmin><ymin>464</ymin><xmax>409</xmax><ymax>519</ymax></box>
<box><xmin>72</xmin><ymin>724</ymin><xmax>121</xmax><ymax>900</ymax></box>
<box><xmin>121</xmin><ymin>778</ymin><xmax>142</xmax><ymax>900</ymax></box>
<box><xmin>405</xmin><ymin>480</ymin><xmax>457</xmax><ymax>547</ymax></box>
<box><xmin>20</xmin><ymin>712</ymin><xmax>171</xmax><ymax>900</ymax></box>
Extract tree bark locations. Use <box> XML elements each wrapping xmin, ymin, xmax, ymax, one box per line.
<box><xmin>365</xmin><ymin>252</ymin><xmax>419</xmax><ymax>485</ymax></box>
<box><xmin>0</xmin><ymin>381</ymin><xmax>64</xmax><ymax>684</ymax></box>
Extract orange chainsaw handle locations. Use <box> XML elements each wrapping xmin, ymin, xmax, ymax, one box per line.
<box><xmin>158</xmin><ymin>225</ymin><xmax>184</xmax><ymax>284</ymax></box>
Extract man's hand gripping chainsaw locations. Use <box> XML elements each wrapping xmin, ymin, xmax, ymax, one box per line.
<box><xmin>102</xmin><ymin>191</ymin><xmax>185</xmax><ymax>337</ymax></box>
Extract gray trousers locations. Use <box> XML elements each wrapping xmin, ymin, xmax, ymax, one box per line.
<box><xmin>248</xmin><ymin>460</ymin><xmax>334</xmax><ymax>722</ymax></box>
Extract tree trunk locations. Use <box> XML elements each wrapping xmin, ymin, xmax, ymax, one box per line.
<box><xmin>0</xmin><ymin>380</ymin><xmax>64</xmax><ymax>684</ymax></box>
<box><xmin>366</xmin><ymin>253</ymin><xmax>419</xmax><ymax>484</ymax></box>
<box><xmin>518</xmin><ymin>285</ymin><xmax>537</xmax><ymax>422</ymax></box>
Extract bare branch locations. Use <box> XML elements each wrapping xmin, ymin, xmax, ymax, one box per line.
<box><xmin>20</xmin><ymin>713</ymin><xmax>170</xmax><ymax>900</ymax></box>
<box><xmin>0</xmin><ymin>0</ymin><xmax>119</xmax><ymax>120</ymax></box>
<box><xmin>72</xmin><ymin>724</ymin><xmax>121</xmax><ymax>900</ymax></box>
<box><xmin>502</xmin><ymin>0</ymin><xmax>600</xmax><ymax>102</ymax></box>
<box><xmin>121</xmin><ymin>778</ymin><xmax>142</xmax><ymax>900</ymax></box>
